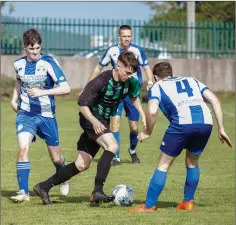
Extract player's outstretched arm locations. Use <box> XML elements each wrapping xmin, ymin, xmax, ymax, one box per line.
<box><xmin>28</xmin><ymin>81</ymin><xmax>71</xmax><ymax>98</ymax></box>
<box><xmin>10</xmin><ymin>79</ymin><xmax>20</xmax><ymax>112</ymax></box>
<box><xmin>202</xmin><ymin>89</ymin><xmax>232</xmax><ymax>148</ymax></box>
<box><xmin>132</xmin><ymin>97</ymin><xmax>146</xmax><ymax>129</ymax></box>
<box><xmin>143</xmin><ymin>65</ymin><xmax>154</xmax><ymax>90</ymax></box>
<box><xmin>138</xmin><ymin>99</ymin><xmax>159</xmax><ymax>142</ymax></box>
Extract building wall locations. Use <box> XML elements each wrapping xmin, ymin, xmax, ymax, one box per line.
<box><xmin>1</xmin><ymin>55</ymin><xmax>235</xmax><ymax>91</ymax></box>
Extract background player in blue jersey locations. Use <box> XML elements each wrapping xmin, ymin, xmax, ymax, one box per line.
<box><xmin>10</xmin><ymin>28</ymin><xmax>71</xmax><ymax>202</ymax></box>
<box><xmin>129</xmin><ymin>62</ymin><xmax>232</xmax><ymax>213</ymax></box>
<box><xmin>84</xmin><ymin>25</ymin><xmax>153</xmax><ymax>166</ymax></box>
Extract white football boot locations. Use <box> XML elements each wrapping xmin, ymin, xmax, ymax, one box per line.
<box><xmin>59</xmin><ymin>181</ymin><xmax>69</xmax><ymax>196</ymax></box>
<box><xmin>10</xmin><ymin>190</ymin><xmax>30</xmax><ymax>202</ymax></box>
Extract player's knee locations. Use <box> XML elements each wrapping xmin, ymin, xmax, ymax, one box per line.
<box><xmin>52</xmin><ymin>157</ymin><xmax>62</xmax><ymax>165</ymax></box>
<box><xmin>186</xmin><ymin>159</ymin><xmax>198</xmax><ymax>168</ymax></box>
<box><xmin>129</xmin><ymin>122</ymin><xmax>138</xmax><ymax>133</ymax></box>
<box><xmin>107</xmin><ymin>142</ymin><xmax>119</xmax><ymax>153</ymax></box>
<box><xmin>74</xmin><ymin>160</ymin><xmax>90</xmax><ymax>172</ymax></box>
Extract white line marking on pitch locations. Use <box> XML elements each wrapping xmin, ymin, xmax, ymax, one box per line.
<box><xmin>223</xmin><ymin>111</ymin><xmax>235</xmax><ymax>117</ymax></box>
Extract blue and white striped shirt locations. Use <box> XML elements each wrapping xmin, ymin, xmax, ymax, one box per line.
<box><xmin>148</xmin><ymin>77</ymin><xmax>213</xmax><ymax>125</ymax></box>
<box><xmin>14</xmin><ymin>54</ymin><xmax>67</xmax><ymax>118</ymax></box>
<box><xmin>99</xmin><ymin>43</ymin><xmax>148</xmax><ymax>85</ymax></box>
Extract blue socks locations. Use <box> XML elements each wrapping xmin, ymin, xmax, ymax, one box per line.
<box><xmin>54</xmin><ymin>158</ymin><xmax>66</xmax><ymax>172</ymax></box>
<box><xmin>113</xmin><ymin>132</ymin><xmax>120</xmax><ymax>159</ymax></box>
<box><xmin>184</xmin><ymin>167</ymin><xmax>200</xmax><ymax>201</ymax></box>
<box><xmin>113</xmin><ymin>132</ymin><xmax>138</xmax><ymax>159</ymax></box>
<box><xmin>16</xmin><ymin>162</ymin><xmax>30</xmax><ymax>194</ymax></box>
<box><xmin>129</xmin><ymin>132</ymin><xmax>138</xmax><ymax>151</ymax></box>
<box><xmin>145</xmin><ymin>169</ymin><xmax>167</xmax><ymax>208</ymax></box>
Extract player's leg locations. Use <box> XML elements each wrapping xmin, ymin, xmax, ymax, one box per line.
<box><xmin>129</xmin><ymin>151</ymin><xmax>176</xmax><ymax>212</ymax></box>
<box><xmin>124</xmin><ymin>97</ymin><xmax>140</xmax><ymax>164</ymax></box>
<box><xmin>37</xmin><ymin>116</ymin><xmax>70</xmax><ymax>196</ymax></box>
<box><xmin>47</xmin><ymin>145</ymin><xmax>70</xmax><ymax>196</ymax></box>
<box><xmin>90</xmin><ymin>132</ymin><xmax>118</xmax><ymax>202</ymax></box>
<box><xmin>10</xmin><ymin>111</ymin><xmax>36</xmax><ymax>202</ymax></box>
<box><xmin>176</xmin><ymin>151</ymin><xmax>200</xmax><ymax>210</ymax></box>
<box><xmin>33</xmin><ymin>132</ymin><xmax>95</xmax><ymax>205</ymax></box>
<box><xmin>111</xmin><ymin>101</ymin><xmax>123</xmax><ymax>166</ymax></box>
<box><xmin>34</xmin><ymin>150</ymin><xmax>93</xmax><ymax>205</ymax></box>
<box><xmin>129</xmin><ymin>127</ymin><xmax>184</xmax><ymax>212</ymax></box>
<box><xmin>177</xmin><ymin>124</ymin><xmax>212</xmax><ymax>210</ymax></box>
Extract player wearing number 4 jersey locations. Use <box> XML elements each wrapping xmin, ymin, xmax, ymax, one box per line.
<box><xmin>129</xmin><ymin>62</ymin><xmax>232</xmax><ymax>213</ymax></box>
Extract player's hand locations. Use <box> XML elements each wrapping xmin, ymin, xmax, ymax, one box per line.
<box><xmin>218</xmin><ymin>128</ymin><xmax>232</xmax><ymax>148</ymax></box>
<box><xmin>92</xmin><ymin>119</ymin><xmax>107</xmax><ymax>135</ymax></box>
<box><xmin>146</xmin><ymin>80</ymin><xmax>153</xmax><ymax>91</ymax></box>
<box><xmin>27</xmin><ymin>88</ymin><xmax>45</xmax><ymax>97</ymax></box>
<box><xmin>10</xmin><ymin>101</ymin><xmax>19</xmax><ymax>113</ymax></box>
<box><xmin>138</xmin><ymin>130</ymin><xmax>151</xmax><ymax>142</ymax></box>
<box><xmin>141</xmin><ymin>115</ymin><xmax>147</xmax><ymax>130</ymax></box>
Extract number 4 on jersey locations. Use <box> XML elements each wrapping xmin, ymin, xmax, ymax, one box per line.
<box><xmin>176</xmin><ymin>79</ymin><xmax>193</xmax><ymax>97</ymax></box>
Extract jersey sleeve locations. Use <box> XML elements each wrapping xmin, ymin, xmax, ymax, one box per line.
<box><xmin>138</xmin><ymin>47</ymin><xmax>148</xmax><ymax>66</ymax></box>
<box><xmin>128</xmin><ymin>77</ymin><xmax>140</xmax><ymax>98</ymax></box>
<box><xmin>99</xmin><ymin>48</ymin><xmax>111</xmax><ymax>67</ymax></box>
<box><xmin>13</xmin><ymin>62</ymin><xmax>20</xmax><ymax>80</ymax></box>
<box><xmin>46</xmin><ymin>56</ymin><xmax>67</xmax><ymax>84</ymax></box>
<box><xmin>148</xmin><ymin>83</ymin><xmax>161</xmax><ymax>102</ymax></box>
<box><xmin>194</xmin><ymin>79</ymin><xmax>209</xmax><ymax>94</ymax></box>
<box><xmin>78</xmin><ymin>75</ymin><xmax>104</xmax><ymax>107</ymax></box>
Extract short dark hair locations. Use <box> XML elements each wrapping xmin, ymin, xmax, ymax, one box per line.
<box><xmin>118</xmin><ymin>51</ymin><xmax>138</xmax><ymax>73</ymax></box>
<box><xmin>152</xmin><ymin>62</ymin><xmax>173</xmax><ymax>79</ymax></box>
<box><xmin>23</xmin><ymin>28</ymin><xmax>42</xmax><ymax>47</ymax></box>
<box><xmin>119</xmin><ymin>25</ymin><xmax>132</xmax><ymax>34</ymax></box>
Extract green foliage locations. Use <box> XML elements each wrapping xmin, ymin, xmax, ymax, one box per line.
<box><xmin>146</xmin><ymin>2</ymin><xmax>235</xmax><ymax>22</ymax></box>
<box><xmin>1</xmin><ymin>97</ymin><xmax>235</xmax><ymax>225</ymax></box>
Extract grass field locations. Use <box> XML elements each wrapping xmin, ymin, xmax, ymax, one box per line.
<box><xmin>1</xmin><ymin>94</ymin><xmax>235</xmax><ymax>225</ymax></box>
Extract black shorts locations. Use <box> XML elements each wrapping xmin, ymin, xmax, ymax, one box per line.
<box><xmin>77</xmin><ymin>112</ymin><xmax>111</xmax><ymax>158</ymax></box>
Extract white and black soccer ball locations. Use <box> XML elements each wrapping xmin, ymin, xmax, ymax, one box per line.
<box><xmin>112</xmin><ymin>184</ymin><xmax>134</xmax><ymax>206</ymax></box>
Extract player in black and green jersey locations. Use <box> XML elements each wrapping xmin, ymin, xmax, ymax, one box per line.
<box><xmin>33</xmin><ymin>51</ymin><xmax>146</xmax><ymax>205</ymax></box>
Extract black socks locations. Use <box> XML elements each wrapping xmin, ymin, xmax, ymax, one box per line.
<box><xmin>40</xmin><ymin>162</ymin><xmax>80</xmax><ymax>192</ymax></box>
<box><xmin>93</xmin><ymin>151</ymin><xmax>115</xmax><ymax>193</ymax></box>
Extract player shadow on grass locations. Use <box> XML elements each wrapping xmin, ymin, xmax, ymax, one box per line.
<box><xmin>93</xmin><ymin>158</ymin><xmax>131</xmax><ymax>164</ymax></box>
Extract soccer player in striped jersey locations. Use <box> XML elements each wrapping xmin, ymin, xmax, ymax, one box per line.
<box><xmin>129</xmin><ymin>62</ymin><xmax>232</xmax><ymax>213</ymax></box>
<box><xmin>33</xmin><ymin>51</ymin><xmax>146</xmax><ymax>205</ymax></box>
<box><xmin>10</xmin><ymin>28</ymin><xmax>71</xmax><ymax>202</ymax></box>
<box><xmin>84</xmin><ymin>25</ymin><xmax>153</xmax><ymax>166</ymax></box>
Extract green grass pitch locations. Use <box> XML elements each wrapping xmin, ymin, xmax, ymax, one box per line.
<box><xmin>1</xmin><ymin>94</ymin><xmax>235</xmax><ymax>225</ymax></box>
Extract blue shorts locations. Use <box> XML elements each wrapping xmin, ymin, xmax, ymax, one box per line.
<box><xmin>114</xmin><ymin>96</ymin><xmax>139</xmax><ymax>121</ymax></box>
<box><xmin>16</xmin><ymin>109</ymin><xmax>59</xmax><ymax>146</ymax></box>
<box><xmin>160</xmin><ymin>123</ymin><xmax>213</xmax><ymax>157</ymax></box>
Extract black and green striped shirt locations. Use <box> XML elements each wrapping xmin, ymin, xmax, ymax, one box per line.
<box><xmin>78</xmin><ymin>70</ymin><xmax>140</xmax><ymax>119</ymax></box>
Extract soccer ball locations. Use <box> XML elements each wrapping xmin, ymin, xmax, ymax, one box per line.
<box><xmin>112</xmin><ymin>184</ymin><xmax>134</xmax><ymax>206</ymax></box>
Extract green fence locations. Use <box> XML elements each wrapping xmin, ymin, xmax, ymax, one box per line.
<box><xmin>1</xmin><ymin>16</ymin><xmax>235</xmax><ymax>59</ymax></box>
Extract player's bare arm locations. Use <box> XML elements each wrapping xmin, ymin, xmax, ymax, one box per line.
<box><xmin>10</xmin><ymin>79</ymin><xmax>21</xmax><ymax>112</ymax></box>
<box><xmin>27</xmin><ymin>81</ymin><xmax>71</xmax><ymax>97</ymax></box>
<box><xmin>131</xmin><ymin>97</ymin><xmax>146</xmax><ymax>129</ymax></box>
<box><xmin>79</xmin><ymin>106</ymin><xmax>107</xmax><ymax>135</ymax></box>
<box><xmin>203</xmin><ymin>89</ymin><xmax>232</xmax><ymax>147</ymax></box>
<box><xmin>138</xmin><ymin>99</ymin><xmax>159</xmax><ymax>141</ymax></box>
<box><xmin>143</xmin><ymin>65</ymin><xmax>154</xmax><ymax>90</ymax></box>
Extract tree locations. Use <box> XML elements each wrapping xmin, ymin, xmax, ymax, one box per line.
<box><xmin>1</xmin><ymin>2</ymin><xmax>14</xmax><ymax>14</ymax></box>
<box><xmin>146</xmin><ymin>1</ymin><xmax>235</xmax><ymax>23</ymax></box>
